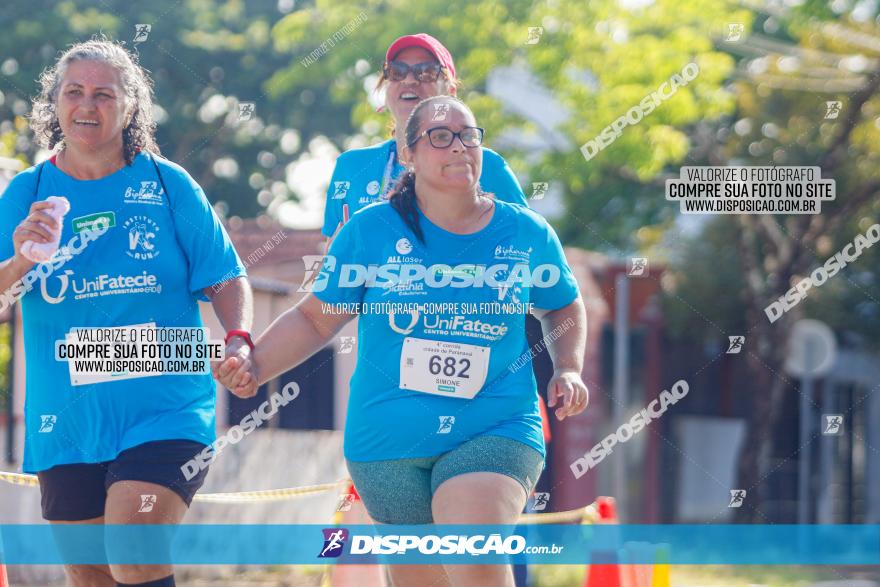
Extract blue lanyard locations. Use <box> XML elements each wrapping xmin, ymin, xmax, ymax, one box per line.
<box><xmin>379</xmin><ymin>143</ymin><xmax>397</xmax><ymax>199</ymax></box>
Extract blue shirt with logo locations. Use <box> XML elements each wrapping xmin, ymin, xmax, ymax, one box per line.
<box><xmin>313</xmin><ymin>199</ymin><xmax>579</xmax><ymax>461</ymax></box>
<box><xmin>0</xmin><ymin>152</ymin><xmax>246</xmax><ymax>473</ymax></box>
<box><xmin>322</xmin><ymin>138</ymin><xmax>527</xmax><ymax>237</ymax></box>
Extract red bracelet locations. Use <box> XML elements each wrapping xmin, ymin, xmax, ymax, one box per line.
<box><xmin>225</xmin><ymin>330</ymin><xmax>255</xmax><ymax>350</ymax></box>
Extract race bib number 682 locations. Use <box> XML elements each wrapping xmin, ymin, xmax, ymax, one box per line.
<box><xmin>399</xmin><ymin>337</ymin><xmax>490</xmax><ymax>399</ymax></box>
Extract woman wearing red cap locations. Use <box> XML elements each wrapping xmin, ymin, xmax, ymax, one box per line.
<box><xmin>321</xmin><ymin>33</ymin><xmax>527</xmax><ymax>239</ymax></box>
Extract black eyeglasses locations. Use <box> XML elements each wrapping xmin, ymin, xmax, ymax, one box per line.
<box><xmin>409</xmin><ymin>126</ymin><xmax>485</xmax><ymax>149</ymax></box>
<box><xmin>383</xmin><ymin>60</ymin><xmax>444</xmax><ymax>83</ymax></box>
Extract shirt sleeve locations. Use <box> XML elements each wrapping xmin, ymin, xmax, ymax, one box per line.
<box><xmin>529</xmin><ymin>217</ymin><xmax>579</xmax><ymax>311</ymax></box>
<box><xmin>322</xmin><ymin>159</ymin><xmax>345</xmax><ymax>238</ymax></box>
<box><xmin>312</xmin><ymin>215</ymin><xmax>366</xmax><ymax>306</ymax></box>
<box><xmin>480</xmin><ymin>149</ymin><xmax>528</xmax><ymax>207</ymax></box>
<box><xmin>160</xmin><ymin>159</ymin><xmax>246</xmax><ymax>300</ymax></box>
<box><xmin>0</xmin><ymin>165</ymin><xmax>42</xmax><ymax>261</ymax></box>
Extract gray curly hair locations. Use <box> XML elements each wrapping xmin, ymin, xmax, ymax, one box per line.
<box><xmin>30</xmin><ymin>38</ymin><xmax>160</xmax><ymax>165</ymax></box>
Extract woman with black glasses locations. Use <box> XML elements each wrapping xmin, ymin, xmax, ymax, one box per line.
<box><xmin>321</xmin><ymin>33</ymin><xmax>526</xmax><ymax>240</ymax></box>
<box><xmin>217</xmin><ymin>96</ymin><xmax>588</xmax><ymax>587</ymax></box>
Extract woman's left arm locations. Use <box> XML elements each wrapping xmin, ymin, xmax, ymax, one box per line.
<box><xmin>205</xmin><ymin>277</ymin><xmax>254</xmax><ymax>392</ymax></box>
<box><xmin>534</xmin><ymin>295</ymin><xmax>589</xmax><ymax>420</ymax></box>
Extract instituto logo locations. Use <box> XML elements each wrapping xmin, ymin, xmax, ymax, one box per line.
<box><xmin>124</xmin><ymin>215</ymin><xmax>160</xmax><ymax>260</ymax></box>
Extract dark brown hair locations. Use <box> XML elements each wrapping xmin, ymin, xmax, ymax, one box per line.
<box><xmin>388</xmin><ymin>95</ymin><xmax>479</xmax><ymax>243</ymax></box>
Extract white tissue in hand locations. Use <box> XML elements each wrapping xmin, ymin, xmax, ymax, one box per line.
<box><xmin>21</xmin><ymin>196</ymin><xmax>71</xmax><ymax>263</ymax></box>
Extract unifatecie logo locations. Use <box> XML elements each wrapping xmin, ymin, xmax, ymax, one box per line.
<box><xmin>40</xmin><ymin>269</ymin><xmax>74</xmax><ymax>304</ymax></box>
<box><xmin>388</xmin><ymin>308</ymin><xmax>420</xmax><ymax>335</ymax></box>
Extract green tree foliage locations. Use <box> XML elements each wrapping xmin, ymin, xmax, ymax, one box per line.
<box><xmin>269</xmin><ymin>0</ymin><xmax>740</xmax><ymax>248</ymax></box>
<box><xmin>0</xmin><ymin>0</ymin><xmax>334</xmax><ymax>219</ymax></box>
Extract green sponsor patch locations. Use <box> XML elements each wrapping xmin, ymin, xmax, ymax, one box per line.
<box><xmin>433</xmin><ymin>265</ymin><xmax>483</xmax><ymax>279</ymax></box>
<box><xmin>72</xmin><ymin>211</ymin><xmax>116</xmax><ymax>233</ymax></box>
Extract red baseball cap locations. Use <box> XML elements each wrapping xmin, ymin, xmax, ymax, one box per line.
<box><xmin>385</xmin><ymin>33</ymin><xmax>457</xmax><ymax>81</ymax></box>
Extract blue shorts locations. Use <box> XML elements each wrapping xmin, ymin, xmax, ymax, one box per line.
<box><xmin>37</xmin><ymin>439</ymin><xmax>209</xmax><ymax>521</ymax></box>
<box><xmin>346</xmin><ymin>434</ymin><xmax>544</xmax><ymax>524</ymax></box>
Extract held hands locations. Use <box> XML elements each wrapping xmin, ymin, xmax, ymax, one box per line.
<box><xmin>547</xmin><ymin>368</ymin><xmax>590</xmax><ymax>421</ymax></box>
<box><xmin>212</xmin><ymin>337</ymin><xmax>258</xmax><ymax>398</ymax></box>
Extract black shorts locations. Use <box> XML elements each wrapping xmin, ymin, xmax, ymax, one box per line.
<box><xmin>37</xmin><ymin>439</ymin><xmax>210</xmax><ymax>521</ymax></box>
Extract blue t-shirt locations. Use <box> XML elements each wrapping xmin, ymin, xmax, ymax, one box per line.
<box><xmin>0</xmin><ymin>152</ymin><xmax>246</xmax><ymax>473</ymax></box>
<box><xmin>322</xmin><ymin>138</ymin><xmax>527</xmax><ymax>237</ymax></box>
<box><xmin>314</xmin><ymin>199</ymin><xmax>579</xmax><ymax>462</ymax></box>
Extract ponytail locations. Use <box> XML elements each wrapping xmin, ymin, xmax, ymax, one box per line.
<box><xmin>388</xmin><ymin>170</ymin><xmax>424</xmax><ymax>243</ymax></box>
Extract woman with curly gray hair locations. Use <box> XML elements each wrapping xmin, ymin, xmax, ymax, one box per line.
<box><xmin>0</xmin><ymin>39</ymin><xmax>255</xmax><ymax>587</ymax></box>
<box><xmin>30</xmin><ymin>39</ymin><xmax>160</xmax><ymax>169</ymax></box>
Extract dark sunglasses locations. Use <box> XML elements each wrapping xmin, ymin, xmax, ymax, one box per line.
<box><xmin>409</xmin><ymin>126</ymin><xmax>485</xmax><ymax>149</ymax></box>
<box><xmin>383</xmin><ymin>60</ymin><xmax>445</xmax><ymax>83</ymax></box>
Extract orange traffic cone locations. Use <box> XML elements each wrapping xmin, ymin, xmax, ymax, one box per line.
<box><xmin>328</xmin><ymin>481</ymin><xmax>387</xmax><ymax>587</ymax></box>
<box><xmin>584</xmin><ymin>497</ymin><xmax>621</xmax><ymax>587</ymax></box>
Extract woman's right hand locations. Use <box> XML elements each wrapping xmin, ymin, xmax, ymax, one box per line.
<box><xmin>11</xmin><ymin>201</ymin><xmax>58</xmax><ymax>267</ymax></box>
<box><xmin>213</xmin><ymin>354</ymin><xmax>259</xmax><ymax>398</ymax></box>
